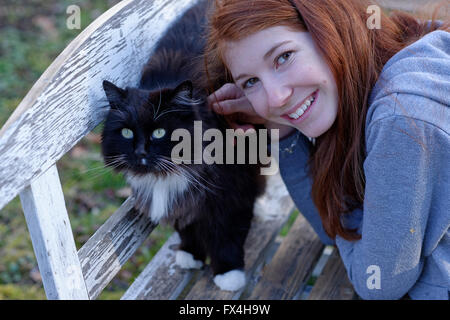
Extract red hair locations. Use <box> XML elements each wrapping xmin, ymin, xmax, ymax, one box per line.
<box><xmin>205</xmin><ymin>0</ymin><xmax>449</xmax><ymax>240</ymax></box>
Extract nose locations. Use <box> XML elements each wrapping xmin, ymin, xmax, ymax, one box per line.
<box><xmin>135</xmin><ymin>146</ymin><xmax>148</xmax><ymax>166</ymax></box>
<box><xmin>135</xmin><ymin>145</ymin><xmax>147</xmax><ymax>158</ymax></box>
<box><xmin>264</xmin><ymin>80</ymin><xmax>293</xmax><ymax>110</ymax></box>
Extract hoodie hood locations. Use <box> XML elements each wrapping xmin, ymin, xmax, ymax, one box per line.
<box><xmin>367</xmin><ymin>30</ymin><xmax>450</xmax><ymax>130</ymax></box>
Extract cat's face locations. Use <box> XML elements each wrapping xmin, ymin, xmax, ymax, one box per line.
<box><xmin>101</xmin><ymin>80</ymin><xmax>197</xmax><ymax>177</ymax></box>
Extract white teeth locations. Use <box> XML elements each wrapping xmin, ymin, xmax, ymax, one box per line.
<box><xmin>296</xmin><ymin>107</ymin><xmax>305</xmax><ymax>117</ymax></box>
<box><xmin>288</xmin><ymin>95</ymin><xmax>315</xmax><ymax>119</ymax></box>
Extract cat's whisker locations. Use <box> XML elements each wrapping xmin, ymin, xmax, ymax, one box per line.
<box><xmin>172</xmin><ymin>95</ymin><xmax>203</xmax><ymax>106</ymax></box>
<box><xmin>147</xmin><ymin>101</ymin><xmax>156</xmax><ymax>119</ymax></box>
<box><xmin>156</xmin><ymin>159</ymin><xmax>176</xmax><ymax>175</ymax></box>
<box><xmin>102</xmin><ymin>156</ymin><xmax>128</xmax><ymax>171</ymax></box>
<box><xmin>63</xmin><ymin>154</ymin><xmax>123</xmax><ymax>181</ymax></box>
<box><xmin>108</xmin><ymin>108</ymin><xmax>128</xmax><ymax>120</ymax></box>
<box><xmin>81</xmin><ymin>162</ymin><xmax>127</xmax><ymax>181</ymax></box>
<box><xmin>164</xmin><ymin>160</ymin><xmax>215</xmax><ymax>194</ymax></box>
<box><xmin>102</xmin><ymin>158</ymin><xmax>127</xmax><ymax>169</ymax></box>
<box><xmin>158</xmin><ymin>157</ymin><xmax>187</xmax><ymax>175</ymax></box>
<box><xmin>103</xmin><ymin>159</ymin><xmax>127</xmax><ymax>168</ymax></box>
<box><xmin>154</xmin><ymin>109</ymin><xmax>190</xmax><ymax>121</ymax></box>
<box><xmin>159</xmin><ymin>155</ymin><xmax>222</xmax><ymax>193</ymax></box>
<box><xmin>182</xmin><ymin>166</ymin><xmax>222</xmax><ymax>194</ymax></box>
<box><xmin>104</xmin><ymin>154</ymin><xmax>126</xmax><ymax>160</ymax></box>
<box><xmin>167</xmin><ymin>165</ymin><xmax>202</xmax><ymax>194</ymax></box>
<box><xmin>103</xmin><ymin>155</ymin><xmax>126</xmax><ymax>161</ymax></box>
<box><xmin>153</xmin><ymin>82</ymin><xmax>163</xmax><ymax>121</ymax></box>
<box><xmin>80</xmin><ymin>164</ymin><xmax>111</xmax><ymax>174</ymax></box>
<box><xmin>157</xmin><ymin>158</ymin><xmax>181</xmax><ymax>175</ymax></box>
<box><xmin>153</xmin><ymin>160</ymin><xmax>203</xmax><ymax>201</ymax></box>
<box><xmin>154</xmin><ymin>161</ymin><xmax>167</xmax><ymax>174</ymax></box>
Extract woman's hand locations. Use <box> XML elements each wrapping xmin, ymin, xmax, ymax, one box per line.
<box><xmin>207</xmin><ymin>83</ymin><xmax>295</xmax><ymax>139</ymax></box>
<box><xmin>207</xmin><ymin>83</ymin><xmax>266</xmax><ymax>132</ymax></box>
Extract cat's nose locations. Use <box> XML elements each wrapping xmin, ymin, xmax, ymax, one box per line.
<box><xmin>135</xmin><ymin>148</ymin><xmax>147</xmax><ymax>158</ymax></box>
<box><xmin>135</xmin><ymin>149</ymin><xmax>148</xmax><ymax>166</ymax></box>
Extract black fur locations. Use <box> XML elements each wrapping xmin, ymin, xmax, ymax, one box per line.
<box><xmin>101</xmin><ymin>0</ymin><xmax>265</xmax><ymax>277</ymax></box>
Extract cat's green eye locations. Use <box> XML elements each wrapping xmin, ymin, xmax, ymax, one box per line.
<box><xmin>121</xmin><ymin>128</ymin><xmax>134</xmax><ymax>139</ymax></box>
<box><xmin>152</xmin><ymin>128</ymin><xmax>166</xmax><ymax>139</ymax></box>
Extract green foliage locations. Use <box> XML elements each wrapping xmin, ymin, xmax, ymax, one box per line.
<box><xmin>0</xmin><ymin>284</ymin><xmax>46</xmax><ymax>300</ymax></box>
<box><xmin>279</xmin><ymin>209</ymin><xmax>300</xmax><ymax>237</ymax></box>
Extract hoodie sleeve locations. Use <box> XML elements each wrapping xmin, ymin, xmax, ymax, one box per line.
<box><xmin>335</xmin><ymin>94</ymin><xmax>449</xmax><ymax>299</ymax></box>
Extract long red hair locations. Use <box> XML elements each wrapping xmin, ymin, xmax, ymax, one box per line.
<box><xmin>205</xmin><ymin>0</ymin><xmax>449</xmax><ymax>240</ymax></box>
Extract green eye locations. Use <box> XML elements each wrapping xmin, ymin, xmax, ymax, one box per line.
<box><xmin>121</xmin><ymin>128</ymin><xmax>134</xmax><ymax>139</ymax></box>
<box><xmin>152</xmin><ymin>128</ymin><xmax>166</xmax><ymax>139</ymax></box>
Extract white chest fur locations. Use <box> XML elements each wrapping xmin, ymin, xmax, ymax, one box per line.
<box><xmin>126</xmin><ymin>173</ymin><xmax>190</xmax><ymax>222</ymax></box>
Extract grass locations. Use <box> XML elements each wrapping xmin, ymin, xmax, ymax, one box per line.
<box><xmin>0</xmin><ymin>0</ymin><xmax>174</xmax><ymax>299</ymax></box>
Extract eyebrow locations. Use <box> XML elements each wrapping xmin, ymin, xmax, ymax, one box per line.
<box><xmin>234</xmin><ymin>40</ymin><xmax>292</xmax><ymax>82</ymax></box>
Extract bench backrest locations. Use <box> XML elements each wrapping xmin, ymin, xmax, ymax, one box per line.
<box><xmin>0</xmin><ymin>0</ymin><xmax>199</xmax><ymax>299</ymax></box>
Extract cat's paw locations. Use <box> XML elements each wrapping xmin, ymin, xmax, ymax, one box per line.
<box><xmin>175</xmin><ymin>250</ymin><xmax>203</xmax><ymax>269</ymax></box>
<box><xmin>213</xmin><ymin>270</ymin><xmax>246</xmax><ymax>291</ymax></box>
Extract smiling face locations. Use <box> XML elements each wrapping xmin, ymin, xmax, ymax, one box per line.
<box><xmin>224</xmin><ymin>26</ymin><xmax>339</xmax><ymax>138</ymax></box>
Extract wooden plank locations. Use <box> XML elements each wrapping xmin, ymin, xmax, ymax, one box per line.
<box><xmin>77</xmin><ymin>196</ymin><xmax>157</xmax><ymax>300</ymax></box>
<box><xmin>19</xmin><ymin>164</ymin><xmax>89</xmax><ymax>300</ymax></box>
<box><xmin>183</xmin><ymin>173</ymin><xmax>295</xmax><ymax>300</ymax></box>
<box><xmin>246</xmin><ymin>214</ymin><xmax>324</xmax><ymax>300</ymax></box>
<box><xmin>0</xmin><ymin>0</ymin><xmax>199</xmax><ymax>211</ymax></box>
<box><xmin>121</xmin><ymin>232</ymin><xmax>195</xmax><ymax>300</ymax></box>
<box><xmin>307</xmin><ymin>249</ymin><xmax>356</xmax><ymax>300</ymax></box>
<box><xmin>122</xmin><ymin>173</ymin><xmax>294</xmax><ymax>300</ymax></box>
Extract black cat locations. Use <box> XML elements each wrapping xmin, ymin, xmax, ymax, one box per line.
<box><xmin>100</xmin><ymin>0</ymin><xmax>266</xmax><ymax>291</ymax></box>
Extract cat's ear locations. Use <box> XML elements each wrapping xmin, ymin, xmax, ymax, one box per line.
<box><xmin>173</xmin><ymin>80</ymin><xmax>193</xmax><ymax>101</ymax></box>
<box><xmin>103</xmin><ymin>80</ymin><xmax>127</xmax><ymax>109</ymax></box>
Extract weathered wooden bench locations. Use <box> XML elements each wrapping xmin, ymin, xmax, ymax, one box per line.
<box><xmin>0</xmin><ymin>0</ymin><xmax>357</xmax><ymax>300</ymax></box>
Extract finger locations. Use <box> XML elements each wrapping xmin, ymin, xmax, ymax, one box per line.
<box><xmin>235</xmin><ymin>123</ymin><xmax>257</xmax><ymax>133</ymax></box>
<box><xmin>212</xmin><ymin>96</ymin><xmax>255</xmax><ymax>116</ymax></box>
<box><xmin>207</xmin><ymin>83</ymin><xmax>243</xmax><ymax>105</ymax></box>
<box><xmin>236</xmin><ymin>113</ymin><xmax>267</xmax><ymax>124</ymax></box>
<box><xmin>229</xmin><ymin>122</ymin><xmax>256</xmax><ymax>136</ymax></box>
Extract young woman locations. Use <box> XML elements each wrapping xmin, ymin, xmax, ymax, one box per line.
<box><xmin>205</xmin><ymin>0</ymin><xmax>449</xmax><ymax>299</ymax></box>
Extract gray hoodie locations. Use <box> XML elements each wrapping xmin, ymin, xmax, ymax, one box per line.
<box><xmin>277</xmin><ymin>30</ymin><xmax>449</xmax><ymax>300</ymax></box>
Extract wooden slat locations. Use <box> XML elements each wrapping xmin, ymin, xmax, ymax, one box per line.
<box><xmin>183</xmin><ymin>174</ymin><xmax>294</xmax><ymax>300</ymax></box>
<box><xmin>0</xmin><ymin>0</ymin><xmax>199</xmax><ymax>211</ymax></box>
<box><xmin>19</xmin><ymin>165</ymin><xmax>89</xmax><ymax>300</ymax></box>
<box><xmin>307</xmin><ymin>249</ymin><xmax>356</xmax><ymax>300</ymax></box>
<box><xmin>182</xmin><ymin>221</ymin><xmax>285</xmax><ymax>300</ymax></box>
<box><xmin>247</xmin><ymin>214</ymin><xmax>324</xmax><ymax>300</ymax></box>
<box><xmin>120</xmin><ymin>232</ymin><xmax>195</xmax><ymax>300</ymax></box>
<box><xmin>78</xmin><ymin>196</ymin><xmax>157</xmax><ymax>300</ymax></box>
<box><xmin>122</xmin><ymin>173</ymin><xmax>294</xmax><ymax>300</ymax></box>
